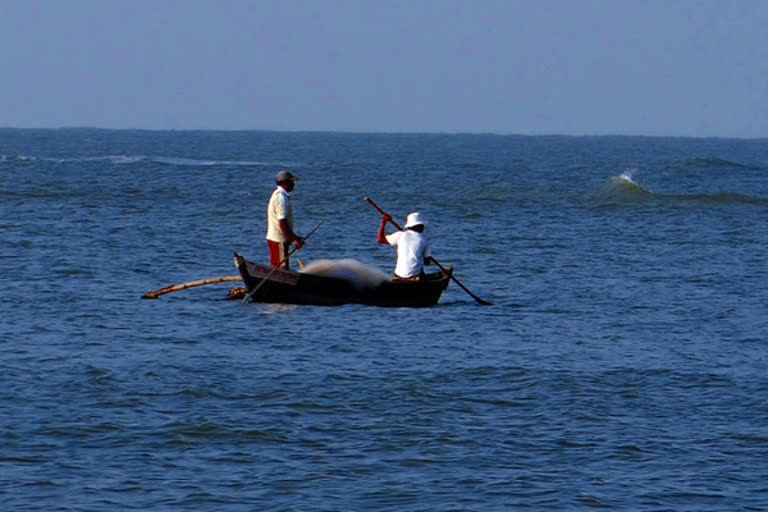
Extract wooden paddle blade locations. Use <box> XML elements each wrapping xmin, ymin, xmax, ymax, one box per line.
<box><xmin>431</xmin><ymin>259</ymin><xmax>493</xmax><ymax>306</ymax></box>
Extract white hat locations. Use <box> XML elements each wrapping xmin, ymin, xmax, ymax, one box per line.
<box><xmin>404</xmin><ymin>212</ymin><xmax>425</xmax><ymax>228</ymax></box>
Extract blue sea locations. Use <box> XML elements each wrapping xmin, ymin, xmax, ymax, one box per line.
<box><xmin>2</xmin><ymin>128</ymin><xmax>768</xmax><ymax>511</ymax></box>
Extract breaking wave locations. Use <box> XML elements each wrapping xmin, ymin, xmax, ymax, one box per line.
<box><xmin>588</xmin><ymin>169</ymin><xmax>653</xmax><ymax>203</ymax></box>
<box><xmin>587</xmin><ymin>169</ymin><xmax>768</xmax><ymax>207</ymax></box>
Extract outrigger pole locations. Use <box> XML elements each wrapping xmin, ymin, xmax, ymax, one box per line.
<box><xmin>142</xmin><ymin>275</ymin><xmax>242</xmax><ymax>299</ymax></box>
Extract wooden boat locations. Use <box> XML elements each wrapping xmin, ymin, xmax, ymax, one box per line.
<box><xmin>234</xmin><ymin>253</ymin><xmax>451</xmax><ymax>307</ymax></box>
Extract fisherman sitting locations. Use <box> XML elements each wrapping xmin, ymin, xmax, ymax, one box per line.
<box><xmin>376</xmin><ymin>211</ymin><xmax>433</xmax><ymax>279</ymax></box>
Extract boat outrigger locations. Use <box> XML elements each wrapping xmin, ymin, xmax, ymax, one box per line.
<box><xmin>234</xmin><ymin>253</ymin><xmax>451</xmax><ymax>307</ymax></box>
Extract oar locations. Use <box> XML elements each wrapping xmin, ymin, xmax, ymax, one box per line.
<box><xmin>242</xmin><ymin>220</ymin><xmax>324</xmax><ymax>303</ymax></box>
<box><xmin>364</xmin><ymin>196</ymin><xmax>493</xmax><ymax>306</ymax></box>
<box><xmin>142</xmin><ymin>275</ymin><xmax>242</xmax><ymax>299</ymax></box>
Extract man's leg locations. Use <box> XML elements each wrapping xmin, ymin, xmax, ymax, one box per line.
<box><xmin>267</xmin><ymin>240</ymin><xmax>290</xmax><ymax>269</ymax></box>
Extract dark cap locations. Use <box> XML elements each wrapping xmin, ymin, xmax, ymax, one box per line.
<box><xmin>276</xmin><ymin>170</ymin><xmax>300</xmax><ymax>183</ymax></box>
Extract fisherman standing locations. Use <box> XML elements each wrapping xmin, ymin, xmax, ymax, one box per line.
<box><xmin>376</xmin><ymin>211</ymin><xmax>433</xmax><ymax>279</ymax></box>
<box><xmin>266</xmin><ymin>170</ymin><xmax>304</xmax><ymax>269</ymax></box>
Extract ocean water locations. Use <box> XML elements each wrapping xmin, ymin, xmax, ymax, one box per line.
<box><xmin>2</xmin><ymin>128</ymin><xmax>768</xmax><ymax>511</ymax></box>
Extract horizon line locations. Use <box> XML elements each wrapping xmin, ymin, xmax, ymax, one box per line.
<box><xmin>0</xmin><ymin>125</ymin><xmax>765</xmax><ymax>141</ymax></box>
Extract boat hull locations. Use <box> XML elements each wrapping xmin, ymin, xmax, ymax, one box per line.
<box><xmin>234</xmin><ymin>254</ymin><xmax>451</xmax><ymax>307</ymax></box>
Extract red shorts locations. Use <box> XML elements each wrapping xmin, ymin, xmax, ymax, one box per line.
<box><xmin>267</xmin><ymin>239</ymin><xmax>291</xmax><ymax>269</ymax></box>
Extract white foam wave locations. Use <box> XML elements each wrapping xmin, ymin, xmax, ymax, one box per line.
<box><xmin>150</xmin><ymin>157</ymin><xmax>274</xmax><ymax>167</ymax></box>
<box><xmin>110</xmin><ymin>155</ymin><xmax>144</xmax><ymax>164</ymax></box>
<box><xmin>619</xmin><ymin>168</ymin><xmax>638</xmax><ymax>183</ymax></box>
<box><xmin>2</xmin><ymin>153</ymin><xmax>294</xmax><ymax>168</ymax></box>
<box><xmin>14</xmin><ymin>155</ymin><xmax>144</xmax><ymax>164</ymax></box>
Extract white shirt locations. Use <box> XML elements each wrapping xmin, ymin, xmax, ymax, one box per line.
<box><xmin>385</xmin><ymin>230</ymin><xmax>431</xmax><ymax>278</ymax></box>
<box><xmin>266</xmin><ymin>186</ymin><xmax>293</xmax><ymax>242</ymax></box>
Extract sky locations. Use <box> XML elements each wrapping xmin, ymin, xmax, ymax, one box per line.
<box><xmin>1</xmin><ymin>0</ymin><xmax>766</xmax><ymax>137</ymax></box>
